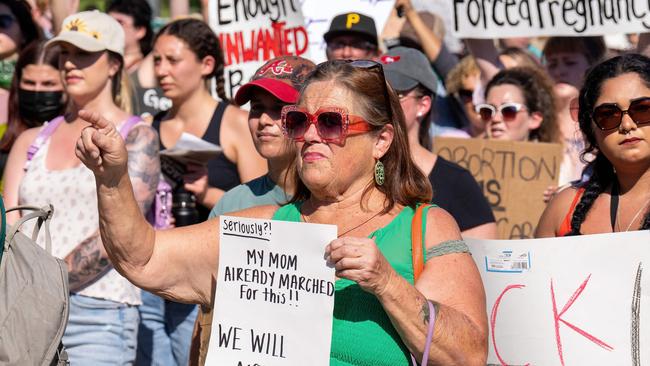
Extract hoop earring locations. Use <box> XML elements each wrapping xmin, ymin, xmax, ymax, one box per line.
<box><xmin>374</xmin><ymin>160</ymin><xmax>385</xmax><ymax>186</ymax></box>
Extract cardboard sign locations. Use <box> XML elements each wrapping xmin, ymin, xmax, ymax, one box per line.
<box><xmin>207</xmin><ymin>0</ymin><xmax>310</xmax><ymax>99</ymax></box>
<box><xmin>466</xmin><ymin>231</ymin><xmax>650</xmax><ymax>365</ymax></box>
<box><xmin>452</xmin><ymin>0</ymin><xmax>650</xmax><ymax>38</ymax></box>
<box><xmin>433</xmin><ymin>137</ymin><xmax>562</xmax><ymax>239</ymax></box>
<box><xmin>207</xmin><ymin>216</ymin><xmax>337</xmax><ymax>366</ymax></box>
<box><xmin>301</xmin><ymin>0</ymin><xmax>394</xmax><ymax>63</ymax></box>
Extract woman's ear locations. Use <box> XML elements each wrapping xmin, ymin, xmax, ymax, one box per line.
<box><xmin>417</xmin><ymin>95</ymin><xmax>433</xmax><ymax>120</ymax></box>
<box><xmin>529</xmin><ymin>111</ymin><xmax>544</xmax><ymax>130</ymax></box>
<box><xmin>201</xmin><ymin>55</ymin><xmax>216</xmax><ymax>78</ymax></box>
<box><xmin>373</xmin><ymin>124</ymin><xmax>394</xmax><ymax>160</ymax></box>
<box><xmin>108</xmin><ymin>56</ymin><xmax>121</xmax><ymax>77</ymax></box>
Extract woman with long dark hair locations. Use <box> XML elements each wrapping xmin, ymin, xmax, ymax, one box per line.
<box><xmin>151</xmin><ymin>18</ymin><xmax>265</xmax><ymax>217</ymax></box>
<box><xmin>381</xmin><ymin>47</ymin><xmax>497</xmax><ymax>239</ymax></box>
<box><xmin>536</xmin><ymin>54</ymin><xmax>650</xmax><ymax>236</ymax></box>
<box><xmin>0</xmin><ymin>40</ymin><xmax>63</xmax><ymax>179</ymax></box>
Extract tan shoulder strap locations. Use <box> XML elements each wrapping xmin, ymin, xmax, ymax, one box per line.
<box><xmin>411</xmin><ymin>204</ymin><xmax>431</xmax><ymax>281</ymax></box>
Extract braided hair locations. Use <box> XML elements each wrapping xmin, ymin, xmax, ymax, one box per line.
<box><xmin>154</xmin><ymin>18</ymin><xmax>230</xmax><ymax>103</ymax></box>
<box><xmin>567</xmin><ymin>54</ymin><xmax>650</xmax><ymax>235</ymax></box>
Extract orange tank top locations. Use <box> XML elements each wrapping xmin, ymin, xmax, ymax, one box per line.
<box><xmin>557</xmin><ymin>188</ymin><xmax>586</xmax><ymax>236</ymax></box>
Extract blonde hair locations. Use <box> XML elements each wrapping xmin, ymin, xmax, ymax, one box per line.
<box><xmin>109</xmin><ymin>52</ymin><xmax>132</xmax><ymax>114</ymax></box>
<box><xmin>445</xmin><ymin>55</ymin><xmax>479</xmax><ymax>95</ymax></box>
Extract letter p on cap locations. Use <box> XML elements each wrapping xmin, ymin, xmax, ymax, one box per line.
<box><xmin>346</xmin><ymin>13</ymin><xmax>360</xmax><ymax>29</ymax></box>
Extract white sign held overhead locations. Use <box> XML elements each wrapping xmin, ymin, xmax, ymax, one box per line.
<box><xmin>207</xmin><ymin>0</ymin><xmax>310</xmax><ymax>100</ymax></box>
<box><xmin>206</xmin><ymin>216</ymin><xmax>337</xmax><ymax>366</ymax></box>
<box><xmin>452</xmin><ymin>0</ymin><xmax>650</xmax><ymax>38</ymax></box>
<box><xmin>466</xmin><ymin>231</ymin><xmax>650</xmax><ymax>366</ymax></box>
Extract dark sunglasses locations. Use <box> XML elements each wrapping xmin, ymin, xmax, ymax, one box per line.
<box><xmin>456</xmin><ymin>88</ymin><xmax>474</xmax><ymax>103</ymax></box>
<box><xmin>592</xmin><ymin>97</ymin><xmax>650</xmax><ymax>130</ymax></box>
<box><xmin>327</xmin><ymin>40</ymin><xmax>376</xmax><ymax>52</ymax></box>
<box><xmin>281</xmin><ymin>105</ymin><xmax>373</xmax><ymax>144</ymax></box>
<box><xmin>475</xmin><ymin>102</ymin><xmax>527</xmax><ymax>123</ymax></box>
<box><xmin>0</xmin><ymin>14</ymin><xmax>15</xmax><ymax>29</ymax></box>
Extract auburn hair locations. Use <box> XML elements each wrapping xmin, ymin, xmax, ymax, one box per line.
<box><xmin>290</xmin><ymin>60</ymin><xmax>432</xmax><ymax>213</ymax></box>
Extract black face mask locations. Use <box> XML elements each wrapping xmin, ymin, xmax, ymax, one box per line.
<box><xmin>18</xmin><ymin>89</ymin><xmax>64</xmax><ymax>124</ymax></box>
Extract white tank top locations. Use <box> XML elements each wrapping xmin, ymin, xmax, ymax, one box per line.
<box><xmin>19</xmin><ymin>138</ymin><xmax>140</xmax><ymax>305</ymax></box>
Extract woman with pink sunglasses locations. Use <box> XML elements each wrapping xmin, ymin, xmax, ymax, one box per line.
<box><xmin>76</xmin><ymin>60</ymin><xmax>488</xmax><ymax>365</ymax></box>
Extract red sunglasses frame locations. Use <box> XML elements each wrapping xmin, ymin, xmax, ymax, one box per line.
<box><xmin>281</xmin><ymin>105</ymin><xmax>373</xmax><ymax>144</ymax></box>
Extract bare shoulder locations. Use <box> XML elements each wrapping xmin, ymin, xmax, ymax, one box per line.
<box><xmin>535</xmin><ymin>186</ymin><xmax>581</xmax><ymax>237</ymax></box>
<box><xmin>547</xmin><ymin>185</ymin><xmax>581</xmax><ymax>213</ymax></box>
<box><xmin>424</xmin><ymin>206</ymin><xmax>463</xmax><ymax>249</ymax></box>
<box><xmin>222</xmin><ymin>104</ymin><xmax>249</xmax><ymax>134</ymax></box>
<box><xmin>10</xmin><ymin>127</ymin><xmax>42</xmax><ymax>157</ymax></box>
<box><xmin>15</xmin><ymin>126</ymin><xmax>41</xmax><ymax>146</ymax></box>
<box><xmin>219</xmin><ymin>205</ymin><xmax>279</xmax><ymax>220</ymax></box>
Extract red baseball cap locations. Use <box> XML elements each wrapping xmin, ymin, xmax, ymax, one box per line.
<box><xmin>234</xmin><ymin>56</ymin><xmax>316</xmax><ymax>106</ymax></box>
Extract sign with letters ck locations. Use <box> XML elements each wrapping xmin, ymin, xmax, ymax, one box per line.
<box><xmin>467</xmin><ymin>231</ymin><xmax>650</xmax><ymax>365</ymax></box>
<box><xmin>207</xmin><ymin>216</ymin><xmax>336</xmax><ymax>366</ymax></box>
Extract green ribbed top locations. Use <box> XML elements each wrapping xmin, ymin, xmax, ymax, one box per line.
<box><xmin>272</xmin><ymin>203</ymin><xmax>430</xmax><ymax>366</ymax></box>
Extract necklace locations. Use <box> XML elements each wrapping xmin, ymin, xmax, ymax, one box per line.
<box><xmin>301</xmin><ymin>209</ymin><xmax>382</xmax><ymax>237</ymax></box>
<box><xmin>616</xmin><ymin>196</ymin><xmax>650</xmax><ymax>232</ymax></box>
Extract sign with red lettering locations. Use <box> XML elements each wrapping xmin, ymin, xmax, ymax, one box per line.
<box><xmin>207</xmin><ymin>0</ymin><xmax>310</xmax><ymax>99</ymax></box>
<box><xmin>467</xmin><ymin>231</ymin><xmax>650</xmax><ymax>365</ymax></box>
<box><xmin>433</xmin><ymin>137</ymin><xmax>563</xmax><ymax>239</ymax></box>
<box><xmin>452</xmin><ymin>0</ymin><xmax>650</xmax><ymax>38</ymax></box>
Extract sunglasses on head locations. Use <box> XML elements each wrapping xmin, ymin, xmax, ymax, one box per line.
<box><xmin>325</xmin><ymin>59</ymin><xmax>394</xmax><ymax>121</ymax></box>
<box><xmin>281</xmin><ymin>105</ymin><xmax>373</xmax><ymax>144</ymax></box>
<box><xmin>0</xmin><ymin>14</ymin><xmax>14</xmax><ymax>29</ymax></box>
<box><xmin>591</xmin><ymin>97</ymin><xmax>650</xmax><ymax>131</ymax></box>
<box><xmin>475</xmin><ymin>102</ymin><xmax>527</xmax><ymax>123</ymax></box>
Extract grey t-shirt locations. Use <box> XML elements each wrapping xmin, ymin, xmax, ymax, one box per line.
<box><xmin>209</xmin><ymin>174</ymin><xmax>290</xmax><ymax>218</ymax></box>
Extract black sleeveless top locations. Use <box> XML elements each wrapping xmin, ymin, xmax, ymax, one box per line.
<box><xmin>153</xmin><ymin>102</ymin><xmax>241</xmax><ymax>218</ymax></box>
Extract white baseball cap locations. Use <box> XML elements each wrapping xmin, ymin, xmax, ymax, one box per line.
<box><xmin>46</xmin><ymin>10</ymin><xmax>125</xmax><ymax>56</ymax></box>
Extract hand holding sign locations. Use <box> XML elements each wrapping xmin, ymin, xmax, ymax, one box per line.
<box><xmin>325</xmin><ymin>236</ymin><xmax>396</xmax><ymax>296</ymax></box>
<box><xmin>209</xmin><ymin>216</ymin><xmax>336</xmax><ymax>366</ymax></box>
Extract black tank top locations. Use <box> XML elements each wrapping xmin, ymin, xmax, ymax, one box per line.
<box><xmin>153</xmin><ymin>102</ymin><xmax>241</xmax><ymax>218</ymax></box>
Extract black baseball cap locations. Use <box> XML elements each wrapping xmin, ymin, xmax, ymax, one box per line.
<box><xmin>323</xmin><ymin>12</ymin><xmax>378</xmax><ymax>47</ymax></box>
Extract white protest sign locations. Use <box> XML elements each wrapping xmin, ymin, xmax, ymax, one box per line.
<box><xmin>207</xmin><ymin>0</ymin><xmax>310</xmax><ymax>99</ymax></box>
<box><xmin>301</xmin><ymin>0</ymin><xmax>395</xmax><ymax>63</ymax></box>
<box><xmin>207</xmin><ymin>216</ymin><xmax>337</xmax><ymax>366</ymax></box>
<box><xmin>466</xmin><ymin>231</ymin><xmax>650</xmax><ymax>365</ymax></box>
<box><xmin>452</xmin><ymin>0</ymin><xmax>650</xmax><ymax>38</ymax></box>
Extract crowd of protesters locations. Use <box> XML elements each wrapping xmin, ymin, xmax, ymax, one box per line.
<box><xmin>0</xmin><ymin>0</ymin><xmax>649</xmax><ymax>365</ymax></box>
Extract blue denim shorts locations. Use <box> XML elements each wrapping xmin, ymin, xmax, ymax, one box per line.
<box><xmin>136</xmin><ymin>291</ymin><xmax>198</xmax><ymax>366</ymax></box>
<box><xmin>63</xmin><ymin>293</ymin><xmax>139</xmax><ymax>366</ymax></box>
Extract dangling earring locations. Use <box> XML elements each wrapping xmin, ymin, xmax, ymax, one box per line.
<box><xmin>374</xmin><ymin>160</ymin><xmax>385</xmax><ymax>186</ymax></box>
